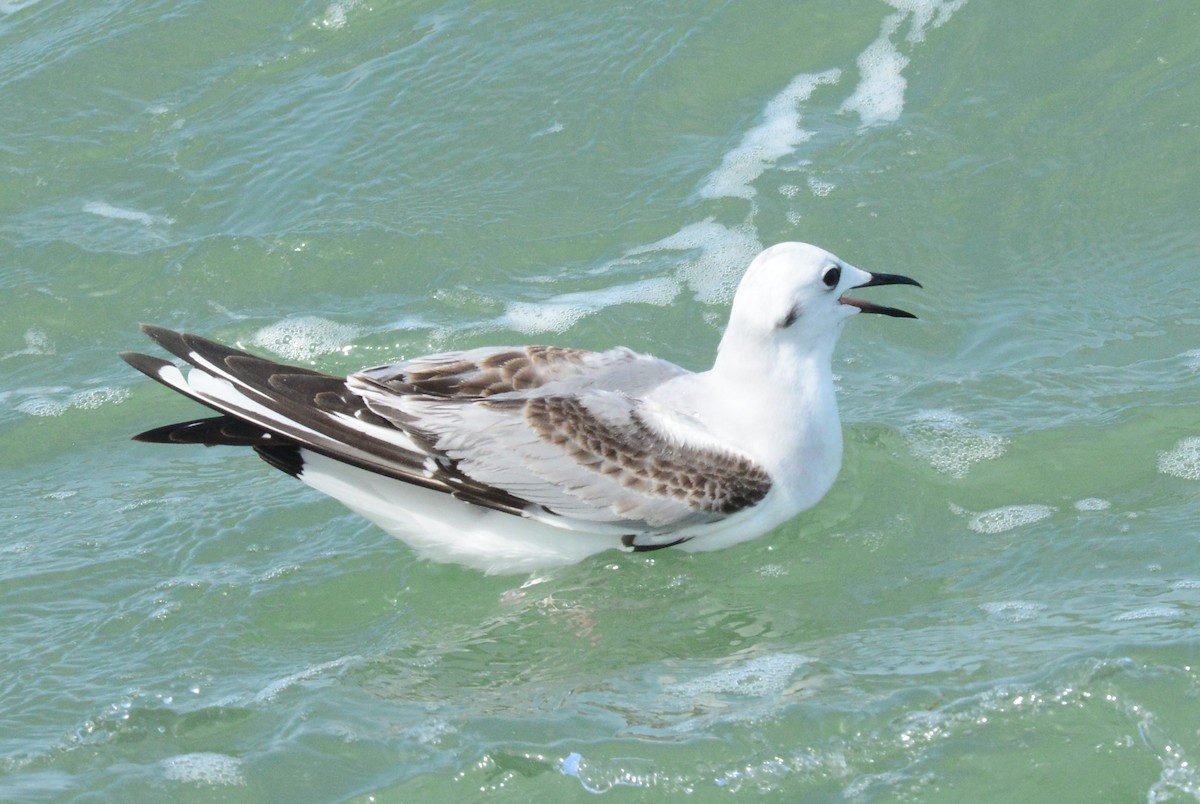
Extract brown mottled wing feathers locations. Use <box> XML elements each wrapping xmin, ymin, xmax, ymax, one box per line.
<box><xmin>520</xmin><ymin>396</ymin><xmax>771</xmax><ymax>517</ymax></box>
<box><xmin>367</xmin><ymin>346</ymin><xmax>591</xmax><ymax>398</ymax></box>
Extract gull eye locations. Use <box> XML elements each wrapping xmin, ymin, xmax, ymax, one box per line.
<box><xmin>822</xmin><ymin>266</ymin><xmax>841</xmax><ymax>288</ymax></box>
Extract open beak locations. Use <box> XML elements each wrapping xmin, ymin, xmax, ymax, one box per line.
<box><xmin>839</xmin><ymin>272</ymin><xmax>923</xmax><ymax>319</ymax></box>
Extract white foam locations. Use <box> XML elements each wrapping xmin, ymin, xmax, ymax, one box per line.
<box><xmin>161</xmin><ymin>752</ymin><xmax>245</xmax><ymax>786</ymax></box>
<box><xmin>839</xmin><ymin>0</ymin><xmax>968</xmax><ymax>127</ymax></box>
<box><xmin>1115</xmin><ymin>606</ymin><xmax>1181</xmax><ymax>622</ymax></box>
<box><xmin>73</xmin><ymin>386</ymin><xmax>131</xmax><ymax>410</ymax></box>
<box><xmin>496</xmin><ymin>219</ymin><xmax>759</xmax><ymax>335</ymax></box>
<box><xmin>251</xmin><ymin>316</ymin><xmax>361</xmax><ymax>361</ymax></box>
<box><xmin>891</xmin><ymin>0</ymin><xmax>969</xmax><ymax>44</ymax></box>
<box><xmin>627</xmin><ymin>218</ymin><xmax>762</xmax><ymax>305</ymax></box>
<box><xmin>2</xmin><ymin>329</ymin><xmax>54</xmax><ymax>360</ymax></box>
<box><xmin>315</xmin><ymin>0</ymin><xmax>360</xmax><ymax>29</ymax></box>
<box><xmin>964</xmin><ymin>504</ymin><xmax>1055</xmax><ymax>534</ymax></box>
<box><xmin>757</xmin><ymin>563</ymin><xmax>788</xmax><ymax>578</ymax></box>
<box><xmin>668</xmin><ymin>654</ymin><xmax>808</xmax><ymax>699</ymax></box>
<box><xmin>699</xmin><ymin>69</ymin><xmax>841</xmax><ymax>201</ymax></box>
<box><xmin>839</xmin><ymin>30</ymin><xmax>908</xmax><ymax>126</ymax></box>
<box><xmin>1157</xmin><ymin>437</ymin><xmax>1200</xmax><ymax>480</ymax></box>
<box><xmin>501</xmin><ymin>276</ymin><xmax>678</xmax><ymax>335</ymax></box>
<box><xmin>1074</xmin><ymin>497</ymin><xmax>1111</xmax><ymax>511</ymax></box>
<box><xmin>904</xmin><ymin>410</ymin><xmax>1007</xmax><ymax>478</ymax></box>
<box><xmin>16</xmin><ymin>386</ymin><xmax>129</xmax><ymax>417</ymax></box>
<box><xmin>807</xmin><ymin>177</ymin><xmax>835</xmax><ymax>197</ymax></box>
<box><xmin>83</xmin><ymin>201</ymin><xmax>172</xmax><ymax>226</ymax></box>
<box><xmin>16</xmin><ymin>396</ymin><xmax>67</xmax><ymax>417</ymax></box>
<box><xmin>980</xmin><ymin>601</ymin><xmax>1046</xmax><ymax>622</ymax></box>
<box><xmin>532</xmin><ymin>121</ymin><xmax>565</xmax><ymax>139</ymax></box>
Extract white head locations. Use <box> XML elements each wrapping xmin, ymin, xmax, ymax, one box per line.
<box><xmin>717</xmin><ymin>242</ymin><xmax>920</xmax><ymax>369</ymax></box>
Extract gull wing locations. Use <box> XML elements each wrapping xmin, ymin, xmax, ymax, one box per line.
<box><xmin>347</xmin><ymin>373</ymin><xmax>774</xmax><ymax>533</ymax></box>
<box><xmin>123</xmin><ymin>326</ymin><xmax>772</xmax><ymax>538</ymax></box>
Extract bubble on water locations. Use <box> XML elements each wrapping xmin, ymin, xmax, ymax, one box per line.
<box><xmin>965</xmin><ymin>504</ymin><xmax>1055</xmax><ymax>534</ymax></box>
<box><xmin>807</xmin><ymin>176</ymin><xmax>835</xmax><ymax>197</ymax></box>
<box><xmin>2</xmin><ymin>329</ymin><xmax>54</xmax><ymax>360</ymax></box>
<box><xmin>1157</xmin><ymin>437</ymin><xmax>1200</xmax><ymax>480</ymax></box>
<box><xmin>71</xmin><ymin>386</ymin><xmax>130</xmax><ymax>410</ymax></box>
<box><xmin>1074</xmin><ymin>497</ymin><xmax>1111</xmax><ymax>511</ymax></box>
<box><xmin>980</xmin><ymin>601</ymin><xmax>1046</xmax><ymax>622</ymax></box>
<box><xmin>16</xmin><ymin>386</ymin><xmax>129</xmax><ymax>417</ymax></box>
<box><xmin>1115</xmin><ymin>606</ymin><xmax>1181</xmax><ymax>622</ymax></box>
<box><xmin>904</xmin><ymin>410</ymin><xmax>1007</xmax><ymax>478</ymax></box>
<box><xmin>17</xmin><ymin>396</ymin><xmax>68</xmax><ymax>417</ymax></box>
<box><xmin>161</xmin><ymin>753</ymin><xmax>245</xmax><ymax>786</ymax></box>
<box><xmin>251</xmin><ymin>316</ymin><xmax>361</xmax><ymax>361</ymax></box>
<box><xmin>669</xmin><ymin>654</ymin><xmax>809</xmax><ymax>699</ymax></box>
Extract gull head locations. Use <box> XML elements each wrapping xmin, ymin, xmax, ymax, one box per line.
<box><xmin>723</xmin><ymin>242</ymin><xmax>921</xmax><ymax>358</ymax></box>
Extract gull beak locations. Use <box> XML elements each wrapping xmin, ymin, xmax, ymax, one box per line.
<box><xmin>839</xmin><ymin>272</ymin><xmax>923</xmax><ymax>319</ymax></box>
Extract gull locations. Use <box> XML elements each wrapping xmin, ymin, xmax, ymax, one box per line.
<box><xmin>121</xmin><ymin>242</ymin><xmax>920</xmax><ymax>574</ymax></box>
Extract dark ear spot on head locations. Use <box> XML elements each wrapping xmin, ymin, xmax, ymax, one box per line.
<box><xmin>779</xmin><ymin>304</ymin><xmax>800</xmax><ymax>328</ymax></box>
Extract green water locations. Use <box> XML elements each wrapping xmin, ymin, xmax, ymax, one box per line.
<box><xmin>3</xmin><ymin>0</ymin><xmax>1200</xmax><ymax>799</ymax></box>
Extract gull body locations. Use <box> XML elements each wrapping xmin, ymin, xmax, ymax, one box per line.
<box><xmin>121</xmin><ymin>242</ymin><xmax>919</xmax><ymax>574</ymax></box>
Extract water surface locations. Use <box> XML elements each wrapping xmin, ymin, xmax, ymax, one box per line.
<box><xmin>2</xmin><ymin>0</ymin><xmax>1200</xmax><ymax>799</ymax></box>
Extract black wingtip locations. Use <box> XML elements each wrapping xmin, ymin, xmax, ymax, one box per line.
<box><xmin>139</xmin><ymin>322</ymin><xmax>173</xmax><ymax>337</ymax></box>
<box><xmin>120</xmin><ymin>350</ymin><xmax>176</xmax><ymax>379</ymax></box>
<box><xmin>621</xmin><ymin>534</ymin><xmax>693</xmax><ymax>553</ymax></box>
<box><xmin>137</xmin><ymin>323</ymin><xmax>192</xmax><ymax>359</ymax></box>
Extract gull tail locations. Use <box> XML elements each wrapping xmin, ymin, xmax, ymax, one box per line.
<box><xmin>129</xmin><ymin>413</ymin><xmax>304</xmax><ymax>477</ymax></box>
<box><xmin>120</xmin><ymin>324</ymin><xmax>540</xmax><ymax>519</ymax></box>
<box><xmin>118</xmin><ymin>324</ymin><xmax>426</xmax><ymax>481</ymax></box>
